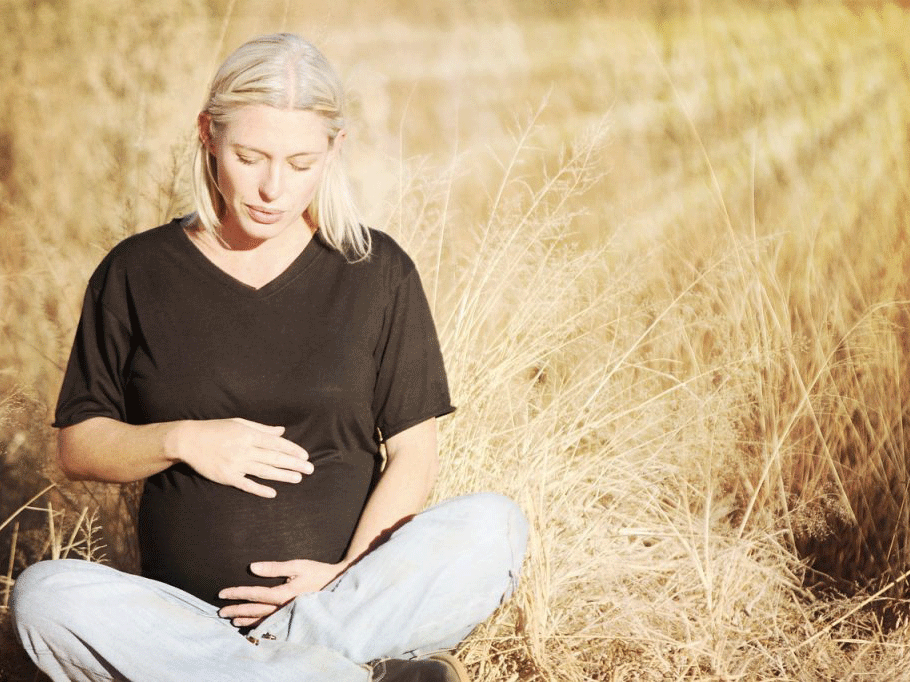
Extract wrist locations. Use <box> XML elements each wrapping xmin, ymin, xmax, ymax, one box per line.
<box><xmin>161</xmin><ymin>420</ymin><xmax>190</xmax><ymax>465</ymax></box>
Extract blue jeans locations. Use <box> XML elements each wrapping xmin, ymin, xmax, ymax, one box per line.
<box><xmin>11</xmin><ymin>493</ymin><xmax>528</xmax><ymax>682</ymax></box>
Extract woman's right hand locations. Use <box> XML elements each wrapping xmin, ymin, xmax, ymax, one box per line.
<box><xmin>170</xmin><ymin>418</ymin><xmax>313</xmax><ymax>497</ymax></box>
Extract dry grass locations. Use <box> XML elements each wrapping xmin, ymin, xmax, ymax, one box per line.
<box><xmin>3</xmin><ymin>1</ymin><xmax>910</xmax><ymax>680</ymax></box>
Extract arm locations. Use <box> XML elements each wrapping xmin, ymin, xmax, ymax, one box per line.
<box><xmin>219</xmin><ymin>417</ymin><xmax>439</xmax><ymax>626</ymax></box>
<box><xmin>340</xmin><ymin>416</ymin><xmax>439</xmax><ymax>564</ymax></box>
<box><xmin>58</xmin><ymin>416</ymin><xmax>313</xmax><ymax>498</ymax></box>
<box><xmin>58</xmin><ymin>417</ymin><xmax>183</xmax><ymax>482</ymax></box>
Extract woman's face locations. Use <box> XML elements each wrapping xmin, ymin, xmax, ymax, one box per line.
<box><xmin>206</xmin><ymin>104</ymin><xmax>334</xmax><ymax>246</ymax></box>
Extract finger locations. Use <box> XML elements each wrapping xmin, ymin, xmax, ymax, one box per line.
<box><xmin>219</xmin><ymin>585</ymin><xmax>288</xmax><ymax>605</ymax></box>
<box><xmin>232</xmin><ymin>418</ymin><xmax>285</xmax><ymax>435</ymax></box>
<box><xmin>257</xmin><ymin>434</ymin><xmax>310</xmax><ymax>460</ymax></box>
<box><xmin>245</xmin><ymin>462</ymin><xmax>304</xmax><ymax>484</ymax></box>
<box><xmin>249</xmin><ymin>560</ymin><xmax>300</xmax><ymax>578</ymax></box>
<box><xmin>231</xmin><ymin>475</ymin><xmax>277</xmax><ymax>498</ymax></box>
<box><xmin>260</xmin><ymin>452</ymin><xmax>314</xmax><ymax>475</ymax></box>
<box><xmin>232</xmin><ymin>616</ymin><xmax>265</xmax><ymax>628</ymax></box>
<box><xmin>218</xmin><ymin>602</ymin><xmax>276</xmax><ymax>620</ymax></box>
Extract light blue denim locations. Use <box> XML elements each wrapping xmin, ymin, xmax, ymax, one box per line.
<box><xmin>11</xmin><ymin>493</ymin><xmax>528</xmax><ymax>682</ymax></box>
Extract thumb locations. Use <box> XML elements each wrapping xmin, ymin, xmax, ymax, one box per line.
<box><xmin>232</xmin><ymin>418</ymin><xmax>285</xmax><ymax>434</ymax></box>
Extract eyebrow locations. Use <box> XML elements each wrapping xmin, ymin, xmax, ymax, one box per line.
<box><xmin>234</xmin><ymin>144</ymin><xmax>323</xmax><ymax>160</ymax></box>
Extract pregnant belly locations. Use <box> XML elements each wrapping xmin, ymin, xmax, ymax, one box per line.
<box><xmin>137</xmin><ymin>456</ymin><xmax>375</xmax><ymax>606</ymax></box>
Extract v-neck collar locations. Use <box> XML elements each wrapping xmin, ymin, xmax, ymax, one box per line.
<box><xmin>174</xmin><ymin>218</ymin><xmax>322</xmax><ymax>298</ymax></box>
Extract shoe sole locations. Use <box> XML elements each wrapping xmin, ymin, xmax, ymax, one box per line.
<box><xmin>426</xmin><ymin>653</ymin><xmax>470</xmax><ymax>682</ymax></box>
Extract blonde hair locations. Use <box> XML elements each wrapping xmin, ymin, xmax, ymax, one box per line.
<box><xmin>191</xmin><ymin>33</ymin><xmax>370</xmax><ymax>261</ymax></box>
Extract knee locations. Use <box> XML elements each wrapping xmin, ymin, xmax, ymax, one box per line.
<box><xmin>11</xmin><ymin>561</ymin><xmax>61</xmax><ymax>619</ymax></box>
<box><xmin>11</xmin><ymin>560</ymin><xmax>93</xmax><ymax>633</ymax></box>
<box><xmin>474</xmin><ymin>492</ymin><xmax>528</xmax><ymax>539</ymax></box>
<box><xmin>448</xmin><ymin>493</ymin><xmax>529</xmax><ymax>571</ymax></box>
<box><xmin>483</xmin><ymin>493</ymin><xmax>529</xmax><ymax>569</ymax></box>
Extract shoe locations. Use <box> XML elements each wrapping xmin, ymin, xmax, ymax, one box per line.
<box><xmin>370</xmin><ymin>653</ymin><xmax>470</xmax><ymax>681</ymax></box>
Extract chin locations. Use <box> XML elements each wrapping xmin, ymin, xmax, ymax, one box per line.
<box><xmin>242</xmin><ymin>220</ymin><xmax>286</xmax><ymax>241</ymax></box>
<box><xmin>226</xmin><ymin>212</ymin><xmax>293</xmax><ymax>244</ymax></box>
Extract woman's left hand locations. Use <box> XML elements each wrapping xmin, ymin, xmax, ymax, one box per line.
<box><xmin>217</xmin><ymin>559</ymin><xmax>348</xmax><ymax>627</ymax></box>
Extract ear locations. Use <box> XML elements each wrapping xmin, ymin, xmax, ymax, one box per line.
<box><xmin>197</xmin><ymin>112</ymin><xmax>214</xmax><ymax>153</ymax></box>
<box><xmin>328</xmin><ymin>129</ymin><xmax>347</xmax><ymax>161</ymax></box>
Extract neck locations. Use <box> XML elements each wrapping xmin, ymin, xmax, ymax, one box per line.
<box><xmin>185</xmin><ymin>219</ymin><xmax>316</xmax><ymax>289</ymax></box>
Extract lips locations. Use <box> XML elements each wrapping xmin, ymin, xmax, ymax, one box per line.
<box><xmin>246</xmin><ymin>205</ymin><xmax>284</xmax><ymax>225</ymax></box>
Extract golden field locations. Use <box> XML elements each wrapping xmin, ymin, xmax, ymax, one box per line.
<box><xmin>2</xmin><ymin>1</ymin><xmax>910</xmax><ymax>680</ymax></box>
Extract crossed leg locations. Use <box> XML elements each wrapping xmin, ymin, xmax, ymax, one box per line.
<box><xmin>12</xmin><ymin>493</ymin><xmax>528</xmax><ymax>682</ymax></box>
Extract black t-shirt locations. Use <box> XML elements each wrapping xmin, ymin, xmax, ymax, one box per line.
<box><xmin>54</xmin><ymin>217</ymin><xmax>454</xmax><ymax>605</ymax></box>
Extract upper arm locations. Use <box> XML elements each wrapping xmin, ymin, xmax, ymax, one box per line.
<box><xmin>56</xmin><ymin>417</ymin><xmax>113</xmax><ymax>478</ymax></box>
<box><xmin>384</xmin><ymin>417</ymin><xmax>438</xmax><ymax>467</ymax></box>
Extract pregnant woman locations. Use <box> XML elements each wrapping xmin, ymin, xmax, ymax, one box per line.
<box><xmin>12</xmin><ymin>33</ymin><xmax>528</xmax><ymax>682</ymax></box>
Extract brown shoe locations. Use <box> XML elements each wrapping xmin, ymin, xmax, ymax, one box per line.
<box><xmin>370</xmin><ymin>653</ymin><xmax>470</xmax><ymax>682</ymax></box>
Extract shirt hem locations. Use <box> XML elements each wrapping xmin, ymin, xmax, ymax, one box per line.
<box><xmin>380</xmin><ymin>404</ymin><xmax>457</xmax><ymax>442</ymax></box>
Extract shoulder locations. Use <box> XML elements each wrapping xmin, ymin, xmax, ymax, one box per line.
<box><xmin>356</xmin><ymin>229</ymin><xmax>418</xmax><ymax>284</ymax></box>
<box><xmin>88</xmin><ymin>218</ymin><xmax>186</xmax><ymax>292</ymax></box>
<box><xmin>100</xmin><ymin>218</ymin><xmax>184</xmax><ymax>263</ymax></box>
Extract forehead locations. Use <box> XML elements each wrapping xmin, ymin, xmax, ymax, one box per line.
<box><xmin>221</xmin><ymin>104</ymin><xmax>329</xmax><ymax>153</ymax></box>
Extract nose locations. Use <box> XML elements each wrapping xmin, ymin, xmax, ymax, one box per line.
<box><xmin>259</xmin><ymin>162</ymin><xmax>283</xmax><ymax>202</ymax></box>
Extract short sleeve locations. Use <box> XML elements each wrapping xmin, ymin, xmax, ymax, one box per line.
<box><xmin>372</xmin><ymin>266</ymin><xmax>455</xmax><ymax>440</ymax></box>
<box><xmin>53</xmin><ymin>267</ymin><xmax>133</xmax><ymax>428</ymax></box>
